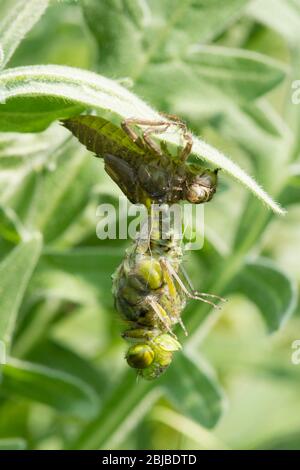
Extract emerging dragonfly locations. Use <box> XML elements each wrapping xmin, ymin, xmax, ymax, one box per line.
<box><xmin>62</xmin><ymin>114</ymin><xmax>223</xmax><ymax>379</ymax></box>
<box><xmin>112</xmin><ymin>203</ymin><xmax>225</xmax><ymax>379</ymax></box>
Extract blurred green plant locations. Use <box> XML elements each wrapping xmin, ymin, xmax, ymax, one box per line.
<box><xmin>0</xmin><ymin>0</ymin><xmax>299</xmax><ymax>451</ymax></box>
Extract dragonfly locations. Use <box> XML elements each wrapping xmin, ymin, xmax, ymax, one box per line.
<box><xmin>112</xmin><ymin>203</ymin><xmax>226</xmax><ymax>379</ymax></box>
<box><xmin>62</xmin><ymin>113</ymin><xmax>224</xmax><ymax>379</ymax></box>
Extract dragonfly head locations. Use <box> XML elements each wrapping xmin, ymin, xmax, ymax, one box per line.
<box><xmin>125</xmin><ymin>333</ymin><xmax>181</xmax><ymax>380</ymax></box>
<box><xmin>126</xmin><ymin>344</ymin><xmax>155</xmax><ymax>369</ymax></box>
<box><xmin>184</xmin><ymin>168</ymin><xmax>218</xmax><ymax>204</ymax></box>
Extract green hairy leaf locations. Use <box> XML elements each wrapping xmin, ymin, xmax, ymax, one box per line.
<box><xmin>0</xmin><ymin>206</ymin><xmax>22</xmax><ymax>244</ymax></box>
<box><xmin>248</xmin><ymin>0</ymin><xmax>300</xmax><ymax>45</ymax></box>
<box><xmin>279</xmin><ymin>165</ymin><xmax>300</xmax><ymax>206</ymax></box>
<box><xmin>30</xmin><ymin>247</ymin><xmax>120</xmax><ymax>306</ymax></box>
<box><xmin>0</xmin><ymin>0</ymin><xmax>49</xmax><ymax>70</ymax></box>
<box><xmin>73</xmin><ymin>352</ymin><xmax>226</xmax><ymax>449</ymax></box>
<box><xmin>163</xmin><ymin>352</ymin><xmax>226</xmax><ymax>428</ymax></box>
<box><xmin>26</xmin><ymin>339</ymin><xmax>107</xmax><ymax>396</ymax></box>
<box><xmin>0</xmin><ymin>65</ymin><xmax>285</xmax><ymax>214</ymax></box>
<box><xmin>0</xmin><ymin>438</ymin><xmax>26</xmax><ymax>450</ymax></box>
<box><xmin>0</xmin><ymin>235</ymin><xmax>42</xmax><ymax>349</ymax></box>
<box><xmin>74</xmin><ymin>373</ymin><xmax>161</xmax><ymax>449</ymax></box>
<box><xmin>82</xmin><ymin>0</ymin><xmax>250</xmax><ymax>77</ymax></box>
<box><xmin>228</xmin><ymin>258</ymin><xmax>298</xmax><ymax>332</ymax></box>
<box><xmin>185</xmin><ymin>46</ymin><xmax>287</xmax><ymax>101</ymax></box>
<box><xmin>1</xmin><ymin>358</ymin><xmax>99</xmax><ymax>419</ymax></box>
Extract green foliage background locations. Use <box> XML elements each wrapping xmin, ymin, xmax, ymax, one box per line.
<box><xmin>0</xmin><ymin>0</ymin><xmax>299</xmax><ymax>450</ymax></box>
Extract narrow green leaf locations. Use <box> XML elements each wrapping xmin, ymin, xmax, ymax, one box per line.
<box><xmin>82</xmin><ymin>0</ymin><xmax>144</xmax><ymax>78</ymax></box>
<box><xmin>30</xmin><ymin>247</ymin><xmax>121</xmax><ymax>306</ymax></box>
<box><xmin>73</xmin><ymin>371</ymin><xmax>161</xmax><ymax>450</ymax></box>
<box><xmin>1</xmin><ymin>358</ymin><xmax>99</xmax><ymax>419</ymax></box>
<box><xmin>74</xmin><ymin>352</ymin><xmax>225</xmax><ymax>448</ymax></box>
<box><xmin>242</xmin><ymin>101</ymin><xmax>285</xmax><ymax>137</ymax></box>
<box><xmin>0</xmin><ymin>45</ymin><xmax>3</xmax><ymax>68</ymax></box>
<box><xmin>0</xmin><ymin>65</ymin><xmax>158</xmax><ymax>133</ymax></box>
<box><xmin>0</xmin><ymin>235</ymin><xmax>42</xmax><ymax>349</ymax></box>
<box><xmin>162</xmin><ymin>352</ymin><xmax>226</xmax><ymax>428</ymax></box>
<box><xmin>0</xmin><ymin>206</ymin><xmax>22</xmax><ymax>244</ymax></box>
<box><xmin>151</xmin><ymin>406</ymin><xmax>229</xmax><ymax>449</ymax></box>
<box><xmin>217</xmin><ymin>100</ymin><xmax>282</xmax><ymax>166</ymax></box>
<box><xmin>137</xmin><ymin>52</ymin><xmax>286</xmax><ymax>128</ymax></box>
<box><xmin>256</xmin><ymin>430</ymin><xmax>300</xmax><ymax>451</ymax></box>
<box><xmin>186</xmin><ymin>46</ymin><xmax>287</xmax><ymax>101</ymax></box>
<box><xmin>0</xmin><ymin>0</ymin><xmax>49</xmax><ymax>70</ymax></box>
<box><xmin>0</xmin><ymin>205</ymin><xmax>24</xmax><ymax>259</ymax></box>
<box><xmin>248</xmin><ymin>0</ymin><xmax>300</xmax><ymax>45</ymax></box>
<box><xmin>227</xmin><ymin>257</ymin><xmax>298</xmax><ymax>331</ymax></box>
<box><xmin>0</xmin><ymin>65</ymin><xmax>285</xmax><ymax>214</ymax></box>
<box><xmin>0</xmin><ymin>97</ymin><xmax>84</xmax><ymax>133</ymax></box>
<box><xmin>0</xmin><ymin>401</ymin><xmax>29</xmax><ymax>440</ymax></box>
<box><xmin>26</xmin><ymin>338</ymin><xmax>108</xmax><ymax>397</ymax></box>
<box><xmin>25</xmin><ymin>144</ymin><xmax>100</xmax><ymax>243</ymax></box>
<box><xmin>279</xmin><ymin>165</ymin><xmax>300</xmax><ymax>206</ymax></box>
<box><xmin>0</xmin><ymin>125</ymin><xmax>61</xmax><ymax>159</ymax></box>
<box><xmin>0</xmin><ymin>438</ymin><xmax>26</xmax><ymax>450</ymax></box>
<box><xmin>82</xmin><ymin>0</ymin><xmax>249</xmax><ymax>77</ymax></box>
<box><xmin>192</xmin><ymin>136</ymin><xmax>285</xmax><ymax>215</ymax></box>
<box><xmin>12</xmin><ymin>299</ymin><xmax>63</xmax><ymax>358</ymax></box>
<box><xmin>233</xmin><ymin>197</ymin><xmax>272</xmax><ymax>252</ymax></box>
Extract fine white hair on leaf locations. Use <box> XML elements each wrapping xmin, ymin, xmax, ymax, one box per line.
<box><xmin>0</xmin><ymin>64</ymin><xmax>285</xmax><ymax>215</ymax></box>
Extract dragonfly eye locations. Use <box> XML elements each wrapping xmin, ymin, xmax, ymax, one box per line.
<box><xmin>185</xmin><ymin>170</ymin><xmax>218</xmax><ymax>203</ymax></box>
<box><xmin>126</xmin><ymin>344</ymin><xmax>155</xmax><ymax>369</ymax></box>
<box><xmin>185</xmin><ymin>184</ymin><xmax>208</xmax><ymax>203</ymax></box>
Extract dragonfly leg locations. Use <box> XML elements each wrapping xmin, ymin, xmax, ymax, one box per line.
<box><xmin>160</xmin><ymin>113</ymin><xmax>193</xmax><ymax>161</ymax></box>
<box><xmin>121</xmin><ymin>118</ymin><xmax>143</xmax><ymax>143</ymax></box>
<box><xmin>180</xmin><ymin>131</ymin><xmax>193</xmax><ymax>162</ymax></box>
<box><xmin>161</xmin><ymin>259</ymin><xmax>222</xmax><ymax>310</ymax></box>
<box><xmin>147</xmin><ymin>296</ymin><xmax>177</xmax><ymax>338</ymax></box>
<box><xmin>143</xmin><ymin>125</ymin><xmax>170</xmax><ymax>156</ymax></box>
<box><xmin>122</xmin><ymin>116</ymin><xmax>193</xmax><ymax>160</ymax></box>
<box><xmin>193</xmin><ymin>292</ymin><xmax>227</xmax><ymax>302</ymax></box>
<box><xmin>180</xmin><ymin>265</ymin><xmax>227</xmax><ymax>303</ymax></box>
<box><xmin>122</xmin><ymin>118</ymin><xmax>170</xmax><ymax>149</ymax></box>
<box><xmin>159</xmin><ymin>259</ymin><xmax>188</xmax><ymax>336</ymax></box>
<box><xmin>142</xmin><ymin>120</ymin><xmax>192</xmax><ymax>160</ymax></box>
